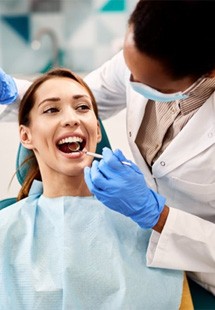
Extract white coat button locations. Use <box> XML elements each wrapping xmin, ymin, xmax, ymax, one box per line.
<box><xmin>129</xmin><ymin>131</ymin><xmax>132</xmax><ymax>137</ymax></box>
<box><xmin>160</xmin><ymin>161</ymin><xmax>166</xmax><ymax>166</ymax></box>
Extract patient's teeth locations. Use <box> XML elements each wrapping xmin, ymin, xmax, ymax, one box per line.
<box><xmin>58</xmin><ymin>136</ymin><xmax>83</xmax><ymax>145</ymax></box>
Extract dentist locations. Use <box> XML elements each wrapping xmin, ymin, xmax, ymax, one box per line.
<box><xmin>84</xmin><ymin>0</ymin><xmax>215</xmax><ymax>297</ymax></box>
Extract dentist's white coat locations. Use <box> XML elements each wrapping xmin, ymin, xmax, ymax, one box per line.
<box><xmin>84</xmin><ymin>51</ymin><xmax>215</xmax><ymax>295</ymax></box>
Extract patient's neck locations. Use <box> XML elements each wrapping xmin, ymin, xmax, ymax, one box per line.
<box><xmin>42</xmin><ymin>174</ymin><xmax>92</xmax><ymax>198</ymax></box>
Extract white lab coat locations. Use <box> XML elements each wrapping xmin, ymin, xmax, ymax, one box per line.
<box><xmin>84</xmin><ymin>51</ymin><xmax>215</xmax><ymax>295</ymax></box>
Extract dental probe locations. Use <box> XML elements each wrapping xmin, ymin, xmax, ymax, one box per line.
<box><xmin>84</xmin><ymin>151</ymin><xmax>132</xmax><ymax>166</ymax></box>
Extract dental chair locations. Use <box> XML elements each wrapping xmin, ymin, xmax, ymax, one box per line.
<box><xmin>0</xmin><ymin>120</ymin><xmax>215</xmax><ymax>310</ymax></box>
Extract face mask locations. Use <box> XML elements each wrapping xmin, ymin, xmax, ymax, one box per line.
<box><xmin>130</xmin><ymin>77</ymin><xmax>206</xmax><ymax>102</ymax></box>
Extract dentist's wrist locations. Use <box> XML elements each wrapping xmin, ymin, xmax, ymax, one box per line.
<box><xmin>152</xmin><ymin>205</ymin><xmax>169</xmax><ymax>233</ymax></box>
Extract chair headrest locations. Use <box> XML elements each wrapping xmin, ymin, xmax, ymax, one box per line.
<box><xmin>16</xmin><ymin>144</ymin><xmax>33</xmax><ymax>185</ymax></box>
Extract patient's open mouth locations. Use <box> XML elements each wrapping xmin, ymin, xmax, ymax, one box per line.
<box><xmin>57</xmin><ymin>136</ymin><xmax>86</xmax><ymax>153</ymax></box>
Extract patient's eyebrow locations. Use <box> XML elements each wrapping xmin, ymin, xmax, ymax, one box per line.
<box><xmin>38</xmin><ymin>94</ymin><xmax>91</xmax><ymax>107</ymax></box>
<box><xmin>72</xmin><ymin>94</ymin><xmax>90</xmax><ymax>100</ymax></box>
<box><xmin>38</xmin><ymin>97</ymin><xmax>60</xmax><ymax>107</ymax></box>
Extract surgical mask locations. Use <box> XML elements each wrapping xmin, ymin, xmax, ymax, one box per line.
<box><xmin>130</xmin><ymin>76</ymin><xmax>206</xmax><ymax>102</ymax></box>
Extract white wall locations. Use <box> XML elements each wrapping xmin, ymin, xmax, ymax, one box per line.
<box><xmin>0</xmin><ymin>122</ymin><xmax>21</xmax><ymax>200</ymax></box>
<box><xmin>0</xmin><ymin>109</ymin><xmax>133</xmax><ymax>200</ymax></box>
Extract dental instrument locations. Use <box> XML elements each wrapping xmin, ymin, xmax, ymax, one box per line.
<box><xmin>67</xmin><ymin>144</ymin><xmax>131</xmax><ymax>166</ymax></box>
<box><xmin>84</xmin><ymin>151</ymin><xmax>132</xmax><ymax>166</ymax></box>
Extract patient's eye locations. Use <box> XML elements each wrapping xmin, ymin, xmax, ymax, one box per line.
<box><xmin>43</xmin><ymin>107</ymin><xmax>59</xmax><ymax>114</ymax></box>
<box><xmin>77</xmin><ymin>104</ymin><xmax>91</xmax><ymax>111</ymax></box>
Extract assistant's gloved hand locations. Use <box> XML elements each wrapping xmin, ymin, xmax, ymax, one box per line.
<box><xmin>84</xmin><ymin>147</ymin><xmax>166</xmax><ymax>229</ymax></box>
<box><xmin>0</xmin><ymin>68</ymin><xmax>18</xmax><ymax>104</ymax></box>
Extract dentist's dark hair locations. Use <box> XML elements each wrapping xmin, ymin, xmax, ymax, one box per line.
<box><xmin>128</xmin><ymin>0</ymin><xmax>215</xmax><ymax>79</ymax></box>
<box><xmin>17</xmin><ymin>68</ymin><xmax>99</xmax><ymax>200</ymax></box>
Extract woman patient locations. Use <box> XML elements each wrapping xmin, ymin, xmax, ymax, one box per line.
<box><xmin>0</xmin><ymin>68</ymin><xmax>185</xmax><ymax>309</ymax></box>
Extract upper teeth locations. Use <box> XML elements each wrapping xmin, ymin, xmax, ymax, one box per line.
<box><xmin>58</xmin><ymin>136</ymin><xmax>83</xmax><ymax>145</ymax></box>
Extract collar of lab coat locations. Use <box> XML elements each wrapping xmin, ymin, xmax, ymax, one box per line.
<box><xmin>126</xmin><ymin>90</ymin><xmax>155</xmax><ymax>186</ymax></box>
<box><xmin>127</xmin><ymin>90</ymin><xmax>148</xmax><ymax>140</ymax></box>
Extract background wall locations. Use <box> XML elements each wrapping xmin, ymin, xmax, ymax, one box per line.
<box><xmin>0</xmin><ymin>0</ymin><xmax>137</xmax><ymax>75</ymax></box>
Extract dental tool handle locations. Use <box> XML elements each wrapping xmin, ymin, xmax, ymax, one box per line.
<box><xmin>86</xmin><ymin>151</ymin><xmax>103</xmax><ymax>159</ymax></box>
<box><xmin>85</xmin><ymin>151</ymin><xmax>131</xmax><ymax>166</ymax></box>
<box><xmin>121</xmin><ymin>161</ymin><xmax>132</xmax><ymax>166</ymax></box>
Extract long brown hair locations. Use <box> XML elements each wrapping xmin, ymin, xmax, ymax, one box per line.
<box><xmin>17</xmin><ymin>68</ymin><xmax>98</xmax><ymax>200</ymax></box>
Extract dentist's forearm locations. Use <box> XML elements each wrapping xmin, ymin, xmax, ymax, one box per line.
<box><xmin>153</xmin><ymin>205</ymin><xmax>169</xmax><ymax>233</ymax></box>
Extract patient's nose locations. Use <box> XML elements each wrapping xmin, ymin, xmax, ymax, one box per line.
<box><xmin>61</xmin><ymin>109</ymin><xmax>80</xmax><ymax>127</ymax></box>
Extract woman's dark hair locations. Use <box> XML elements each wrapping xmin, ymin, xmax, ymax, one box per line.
<box><xmin>17</xmin><ymin>68</ymin><xmax>98</xmax><ymax>200</ymax></box>
<box><xmin>129</xmin><ymin>0</ymin><xmax>215</xmax><ymax>79</ymax></box>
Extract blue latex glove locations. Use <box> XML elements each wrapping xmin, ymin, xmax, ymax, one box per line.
<box><xmin>84</xmin><ymin>147</ymin><xmax>166</xmax><ymax>229</ymax></box>
<box><xmin>0</xmin><ymin>68</ymin><xmax>18</xmax><ymax>104</ymax></box>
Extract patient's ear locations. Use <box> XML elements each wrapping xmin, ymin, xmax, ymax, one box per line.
<box><xmin>97</xmin><ymin>120</ymin><xmax>102</xmax><ymax>143</ymax></box>
<box><xmin>19</xmin><ymin>125</ymin><xmax>33</xmax><ymax>150</ymax></box>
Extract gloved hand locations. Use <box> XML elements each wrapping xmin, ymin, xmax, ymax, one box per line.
<box><xmin>84</xmin><ymin>147</ymin><xmax>166</xmax><ymax>229</ymax></box>
<box><xmin>0</xmin><ymin>68</ymin><xmax>18</xmax><ymax>104</ymax></box>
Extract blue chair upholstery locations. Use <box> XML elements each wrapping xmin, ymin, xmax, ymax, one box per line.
<box><xmin>0</xmin><ymin>197</ymin><xmax>17</xmax><ymax>211</ymax></box>
<box><xmin>188</xmin><ymin>278</ymin><xmax>215</xmax><ymax>310</ymax></box>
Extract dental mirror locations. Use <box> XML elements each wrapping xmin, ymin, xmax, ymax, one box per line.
<box><xmin>68</xmin><ymin>142</ymin><xmax>81</xmax><ymax>152</ymax></box>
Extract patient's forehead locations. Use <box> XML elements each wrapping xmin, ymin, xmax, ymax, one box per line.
<box><xmin>37</xmin><ymin>77</ymin><xmax>89</xmax><ymax>97</ymax></box>
<box><xmin>33</xmin><ymin>77</ymin><xmax>91</xmax><ymax>109</ymax></box>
